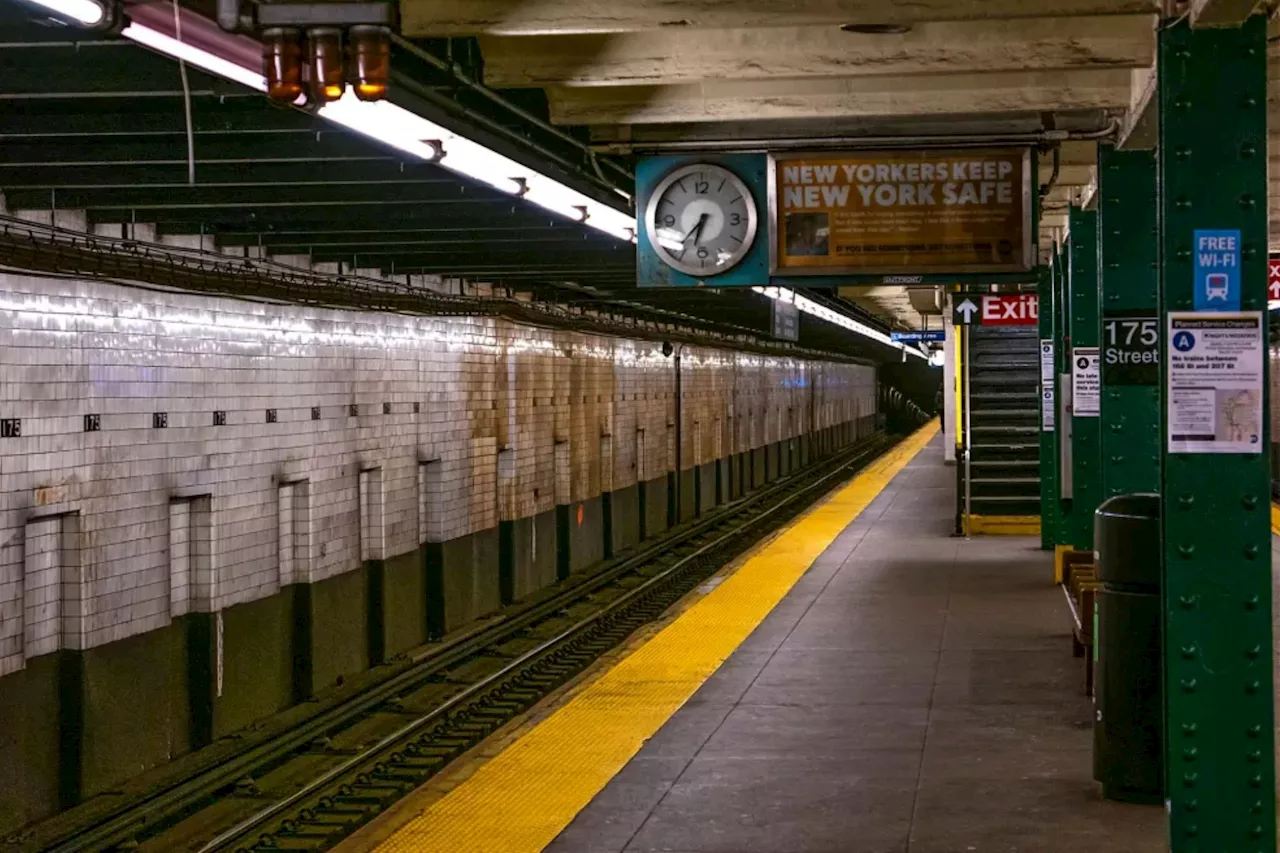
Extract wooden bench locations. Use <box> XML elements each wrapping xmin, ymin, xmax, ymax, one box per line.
<box><xmin>1060</xmin><ymin>554</ymin><xmax>1101</xmax><ymax>696</ymax></box>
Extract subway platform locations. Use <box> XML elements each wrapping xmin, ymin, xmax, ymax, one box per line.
<box><xmin>359</xmin><ymin>427</ymin><xmax>1166</xmax><ymax>853</ymax></box>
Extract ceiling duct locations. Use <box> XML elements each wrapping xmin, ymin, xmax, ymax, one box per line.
<box><xmin>907</xmin><ymin>286</ymin><xmax>943</xmax><ymax>315</ymax></box>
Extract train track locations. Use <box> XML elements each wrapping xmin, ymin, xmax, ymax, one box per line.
<box><xmin>32</xmin><ymin>432</ymin><xmax>896</xmax><ymax>853</ymax></box>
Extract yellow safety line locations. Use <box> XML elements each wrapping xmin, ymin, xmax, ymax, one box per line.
<box><xmin>1271</xmin><ymin>503</ymin><xmax>1280</xmax><ymax>536</ymax></box>
<box><xmin>371</xmin><ymin>421</ymin><xmax>940</xmax><ymax>853</ymax></box>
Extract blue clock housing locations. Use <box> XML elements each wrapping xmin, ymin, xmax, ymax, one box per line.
<box><xmin>636</xmin><ymin>153</ymin><xmax>769</xmax><ymax>287</ymax></box>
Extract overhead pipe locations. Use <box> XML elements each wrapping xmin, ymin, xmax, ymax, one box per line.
<box><xmin>1038</xmin><ymin>144</ymin><xmax>1061</xmax><ymax>200</ymax></box>
<box><xmin>592</xmin><ymin>118</ymin><xmax>1121</xmax><ymax>155</ymax></box>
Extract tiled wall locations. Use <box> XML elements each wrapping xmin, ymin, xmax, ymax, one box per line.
<box><xmin>0</xmin><ymin>271</ymin><xmax>876</xmax><ymax>678</ymax></box>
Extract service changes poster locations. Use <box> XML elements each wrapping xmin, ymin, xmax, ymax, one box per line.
<box><xmin>771</xmin><ymin>148</ymin><xmax>1031</xmax><ymax>275</ymax></box>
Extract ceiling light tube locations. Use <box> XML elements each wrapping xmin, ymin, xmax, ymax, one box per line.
<box><xmin>120</xmin><ymin>16</ymin><xmax>635</xmax><ymax>240</ymax></box>
<box><xmin>20</xmin><ymin>0</ymin><xmax>104</xmax><ymax>24</ymax></box>
<box><xmin>753</xmin><ymin>285</ymin><xmax>924</xmax><ymax>357</ymax></box>
<box><xmin>122</xmin><ymin>22</ymin><xmax>268</xmax><ymax>92</ymax></box>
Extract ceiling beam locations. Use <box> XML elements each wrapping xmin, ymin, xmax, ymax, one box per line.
<box><xmin>1117</xmin><ymin>65</ymin><xmax>1158</xmax><ymax>149</ymax></box>
<box><xmin>0</xmin><ymin>134</ymin><xmax>379</xmax><ymax>166</ymax></box>
<box><xmin>546</xmin><ymin>69</ymin><xmax>1133</xmax><ymax>124</ymax></box>
<box><xmin>401</xmin><ymin>0</ymin><xmax>1159</xmax><ymax>36</ymax></box>
<box><xmin>1037</xmin><ymin>164</ymin><xmax>1097</xmax><ymax>187</ymax></box>
<box><xmin>0</xmin><ymin>161</ymin><xmax>442</xmax><ymax>189</ymax></box>
<box><xmin>2</xmin><ymin>182</ymin><xmax>500</xmax><ymax>212</ymax></box>
<box><xmin>1189</xmin><ymin>0</ymin><xmax>1262</xmax><ymax>27</ymax></box>
<box><xmin>479</xmin><ymin>16</ymin><xmax>1155</xmax><ymax>88</ymax></box>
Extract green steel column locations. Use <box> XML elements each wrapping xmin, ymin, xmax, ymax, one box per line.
<box><xmin>1097</xmin><ymin>146</ymin><xmax>1160</xmax><ymax>498</ymax></box>
<box><xmin>1037</xmin><ymin>263</ymin><xmax>1058</xmax><ymax>550</ymax></box>
<box><xmin>1068</xmin><ymin>207</ymin><xmax>1101</xmax><ymax>549</ymax></box>
<box><xmin>1053</xmin><ymin>243</ymin><xmax>1073</xmax><ymax>545</ymax></box>
<box><xmin>1158</xmin><ymin>16</ymin><xmax>1275</xmax><ymax>850</ymax></box>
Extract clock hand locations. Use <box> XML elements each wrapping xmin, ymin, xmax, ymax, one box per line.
<box><xmin>687</xmin><ymin>213</ymin><xmax>709</xmax><ymax>246</ymax></box>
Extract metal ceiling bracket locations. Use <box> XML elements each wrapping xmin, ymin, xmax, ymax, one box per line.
<box><xmin>218</xmin><ymin>0</ymin><xmax>396</xmax><ymax>32</ymax></box>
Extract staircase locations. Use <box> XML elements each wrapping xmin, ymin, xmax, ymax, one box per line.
<box><xmin>963</xmin><ymin>323</ymin><xmax>1041</xmax><ymax>518</ymax></box>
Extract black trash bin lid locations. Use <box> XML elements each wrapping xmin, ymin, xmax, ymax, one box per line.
<box><xmin>1094</xmin><ymin>493</ymin><xmax>1161</xmax><ymax>587</ymax></box>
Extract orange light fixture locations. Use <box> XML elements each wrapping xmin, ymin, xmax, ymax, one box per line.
<box><xmin>348</xmin><ymin>25</ymin><xmax>390</xmax><ymax>102</ymax></box>
<box><xmin>261</xmin><ymin>27</ymin><xmax>303</xmax><ymax>104</ymax></box>
<box><xmin>306</xmin><ymin>27</ymin><xmax>345</xmax><ymax>103</ymax></box>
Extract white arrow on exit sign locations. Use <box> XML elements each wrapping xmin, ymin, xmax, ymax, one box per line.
<box><xmin>955</xmin><ymin>298</ymin><xmax>978</xmax><ymax>323</ymax></box>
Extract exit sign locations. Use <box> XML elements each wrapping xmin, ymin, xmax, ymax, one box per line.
<box><xmin>1269</xmin><ymin>255</ymin><xmax>1280</xmax><ymax>301</ymax></box>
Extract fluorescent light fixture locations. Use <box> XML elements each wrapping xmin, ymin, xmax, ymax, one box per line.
<box><xmin>122</xmin><ymin>23</ymin><xmax>269</xmax><ymax>92</ymax></box>
<box><xmin>21</xmin><ymin>0</ymin><xmax>104</xmax><ymax>25</ymax></box>
<box><xmin>119</xmin><ymin>23</ymin><xmax>637</xmax><ymax>243</ymax></box>
<box><xmin>753</xmin><ymin>285</ymin><xmax>925</xmax><ymax>358</ymax></box>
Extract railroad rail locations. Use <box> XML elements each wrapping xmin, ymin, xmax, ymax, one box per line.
<box><xmin>25</xmin><ymin>432</ymin><xmax>898</xmax><ymax>853</ymax></box>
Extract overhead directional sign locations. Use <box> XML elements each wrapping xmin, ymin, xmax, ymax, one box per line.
<box><xmin>890</xmin><ymin>330</ymin><xmax>945</xmax><ymax>343</ymax></box>
<box><xmin>1269</xmin><ymin>255</ymin><xmax>1280</xmax><ymax>301</ymax></box>
<box><xmin>953</xmin><ymin>297</ymin><xmax>980</xmax><ymax>324</ymax></box>
<box><xmin>952</xmin><ymin>293</ymin><xmax>1038</xmax><ymax>326</ymax></box>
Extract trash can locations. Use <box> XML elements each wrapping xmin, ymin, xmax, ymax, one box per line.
<box><xmin>1091</xmin><ymin>492</ymin><xmax>1163</xmax><ymax>804</ymax></box>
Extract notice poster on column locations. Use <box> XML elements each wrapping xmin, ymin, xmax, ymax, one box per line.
<box><xmin>1039</xmin><ymin>338</ymin><xmax>1055</xmax><ymax>431</ymax></box>
<box><xmin>1167</xmin><ymin>312</ymin><xmax>1263</xmax><ymax>454</ymax></box>
<box><xmin>1071</xmin><ymin>347</ymin><xmax>1100</xmax><ymax>417</ymax></box>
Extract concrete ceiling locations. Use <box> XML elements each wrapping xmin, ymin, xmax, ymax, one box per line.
<box><xmin>398</xmin><ymin>0</ymin><xmax>1274</xmax><ymax>329</ymax></box>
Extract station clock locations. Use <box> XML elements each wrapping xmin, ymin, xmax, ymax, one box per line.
<box><xmin>644</xmin><ymin>163</ymin><xmax>758</xmax><ymax>277</ymax></box>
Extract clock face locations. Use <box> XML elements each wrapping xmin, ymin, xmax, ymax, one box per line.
<box><xmin>645</xmin><ymin>164</ymin><xmax>758</xmax><ymax>277</ymax></box>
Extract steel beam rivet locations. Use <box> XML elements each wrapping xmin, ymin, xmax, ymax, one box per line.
<box><xmin>1246</xmin><ymin>644</ymin><xmax>1262</xmax><ymax>659</ymax></box>
<box><xmin>1251</xmin><ymin>825</ymin><xmax>1265</xmax><ymax>838</ymax></box>
<box><xmin>1176</xmin><ymin>248</ymin><xmax>1192</xmax><ymax>261</ymax></box>
<box><xmin>1250</xmin><ymin>774</ymin><xmax>1264</xmax><ymax>788</ymax></box>
<box><xmin>1182</xmin><ymin>722</ymin><xmax>1198</xmax><ymax>735</ymax></box>
<box><xmin>1243</xmin><ymin>245</ymin><xmax>1258</xmax><ymax>260</ymax></box>
<box><xmin>1252</xmin><ymin>799</ymin><xmax>1265</xmax><ymax>812</ymax></box>
<box><xmin>1242</xmin><ymin>494</ymin><xmax>1258</xmax><ymax>509</ymax></box>
<box><xmin>1186</xmin><ymin>798</ymin><xmax>1198</xmax><ymax>812</ymax></box>
<box><xmin>1175</xmin><ymin>197</ymin><xmax>1192</xmax><ymax>210</ymax></box>
<box><xmin>1247</xmin><ymin>750</ymin><xmax>1262</xmax><ymax>763</ymax></box>
<box><xmin>1184</xmin><ymin>825</ymin><xmax>1198</xmax><ymax>837</ymax></box>
<box><xmin>1245</xmin><ymin>680</ymin><xmax>1260</xmax><ymax>694</ymax></box>
<box><xmin>1242</xmin><ymin>96</ymin><xmax>1259</xmax><ymax>108</ymax></box>
<box><xmin>1179</xmin><ymin>494</ymin><xmax>1194</xmax><ymax>508</ymax></box>
<box><xmin>1181</xmin><ymin>678</ymin><xmax>1197</xmax><ymax>692</ymax></box>
<box><xmin>1110</xmin><ymin>423</ymin><xmax>1122</xmax><ymax>433</ymax></box>
<box><xmin>1248</xmin><ymin>724</ymin><xmax>1262</xmax><ymax>738</ymax></box>
<box><xmin>1239</xmin><ymin>194</ymin><xmax>1257</xmax><ymax>210</ymax></box>
<box><xmin>1183</xmin><ymin>747</ymin><xmax>1198</xmax><ymax>760</ymax></box>
<box><xmin>1180</xmin><ymin>644</ymin><xmax>1198</xmax><ymax>659</ymax></box>
<box><xmin>1178</xmin><ymin>543</ymin><xmax>1195</xmax><ymax>558</ymax></box>
<box><xmin>1180</xmin><ymin>595</ymin><xmax>1198</xmax><ymax>608</ymax></box>
<box><xmin>1183</xmin><ymin>771</ymin><xmax>1198</xmax><ymax>787</ymax></box>
<box><xmin>1244</xmin><ymin>544</ymin><xmax>1259</xmax><ymax>559</ymax></box>
<box><xmin>1174</xmin><ymin>96</ymin><xmax>1192</xmax><ymax>110</ymax></box>
<box><xmin>1241</xmin><ymin>142</ymin><xmax>1258</xmax><ymax>158</ymax></box>
<box><xmin>1245</xmin><ymin>595</ymin><xmax>1260</xmax><ymax>610</ymax></box>
<box><xmin>1174</xmin><ymin>145</ymin><xmax>1192</xmax><ymax>160</ymax></box>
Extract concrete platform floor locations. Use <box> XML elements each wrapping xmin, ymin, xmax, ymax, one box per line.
<box><xmin>546</xmin><ymin>436</ymin><xmax>1166</xmax><ymax>853</ymax></box>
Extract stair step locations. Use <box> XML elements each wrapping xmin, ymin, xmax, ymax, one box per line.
<box><xmin>972</xmin><ymin>425</ymin><xmax>1038</xmax><ymax>434</ymax></box>
<box><xmin>972</xmin><ymin>460</ymin><xmax>1039</xmax><ymax>468</ymax></box>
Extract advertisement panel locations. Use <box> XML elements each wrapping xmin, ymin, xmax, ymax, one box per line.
<box><xmin>769</xmin><ymin>147</ymin><xmax>1032</xmax><ymax>276</ymax></box>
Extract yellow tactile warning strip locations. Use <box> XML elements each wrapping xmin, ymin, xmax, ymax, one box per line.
<box><xmin>371</xmin><ymin>421</ymin><xmax>940</xmax><ymax>853</ymax></box>
<box><xmin>1271</xmin><ymin>503</ymin><xmax>1280</xmax><ymax>536</ymax></box>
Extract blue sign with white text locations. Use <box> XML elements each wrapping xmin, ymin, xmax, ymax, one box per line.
<box><xmin>1192</xmin><ymin>229</ymin><xmax>1241</xmax><ymax>311</ymax></box>
<box><xmin>890</xmin><ymin>330</ymin><xmax>946</xmax><ymax>343</ymax></box>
